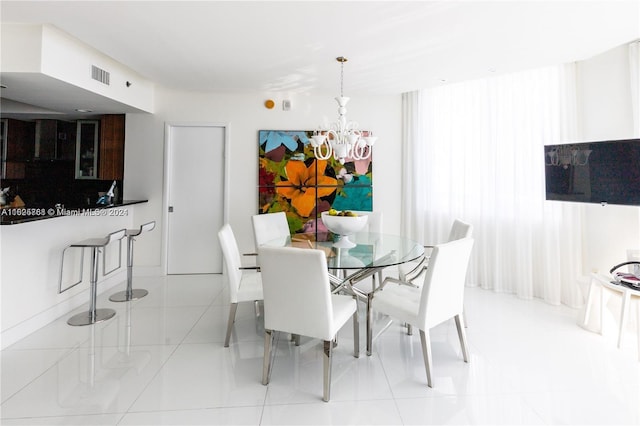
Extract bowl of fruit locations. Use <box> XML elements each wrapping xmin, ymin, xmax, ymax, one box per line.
<box><xmin>321</xmin><ymin>209</ymin><xmax>368</xmax><ymax>248</ymax></box>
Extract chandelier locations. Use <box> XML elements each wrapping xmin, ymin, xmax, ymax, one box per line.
<box><xmin>309</xmin><ymin>56</ymin><xmax>377</xmax><ymax>164</ymax></box>
<box><xmin>545</xmin><ymin>145</ymin><xmax>592</xmax><ymax>169</ymax></box>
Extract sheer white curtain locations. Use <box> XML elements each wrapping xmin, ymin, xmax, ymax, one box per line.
<box><xmin>402</xmin><ymin>64</ymin><xmax>584</xmax><ymax>306</ymax></box>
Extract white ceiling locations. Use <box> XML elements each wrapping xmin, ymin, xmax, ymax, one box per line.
<box><xmin>1</xmin><ymin>0</ymin><xmax>639</xmax><ymax>115</ymax></box>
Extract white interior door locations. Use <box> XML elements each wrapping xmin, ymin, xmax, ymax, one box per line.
<box><xmin>166</xmin><ymin>124</ymin><xmax>225</xmax><ymax>274</ymax></box>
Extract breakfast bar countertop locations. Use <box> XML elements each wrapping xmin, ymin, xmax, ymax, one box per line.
<box><xmin>0</xmin><ymin>200</ymin><xmax>148</xmax><ymax>225</ymax></box>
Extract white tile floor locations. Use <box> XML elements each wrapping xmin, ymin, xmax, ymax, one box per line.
<box><xmin>1</xmin><ymin>274</ymin><xmax>639</xmax><ymax>425</ymax></box>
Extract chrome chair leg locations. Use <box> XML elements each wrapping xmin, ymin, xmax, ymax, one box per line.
<box><xmin>366</xmin><ymin>292</ymin><xmax>374</xmax><ymax>356</ymax></box>
<box><xmin>455</xmin><ymin>314</ymin><xmax>470</xmax><ymax>362</ymax></box>
<box><xmin>352</xmin><ymin>299</ymin><xmax>360</xmax><ymax>358</ymax></box>
<box><xmin>224</xmin><ymin>303</ymin><xmax>238</xmax><ymax>347</ymax></box>
<box><xmin>322</xmin><ymin>339</ymin><xmax>333</xmax><ymax>402</ymax></box>
<box><xmin>419</xmin><ymin>329</ymin><xmax>433</xmax><ymax>388</ymax></box>
<box><xmin>262</xmin><ymin>329</ymin><xmax>275</xmax><ymax>385</ymax></box>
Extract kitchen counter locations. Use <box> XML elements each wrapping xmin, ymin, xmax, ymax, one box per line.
<box><xmin>0</xmin><ymin>199</ymin><xmax>148</xmax><ymax>225</ymax></box>
<box><xmin>1</xmin><ymin>200</ymin><xmax>145</xmax><ymax>347</ymax></box>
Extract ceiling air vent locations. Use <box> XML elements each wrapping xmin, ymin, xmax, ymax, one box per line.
<box><xmin>91</xmin><ymin>65</ymin><xmax>110</xmax><ymax>85</ymax></box>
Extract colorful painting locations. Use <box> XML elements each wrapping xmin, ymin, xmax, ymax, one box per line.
<box><xmin>258</xmin><ymin>130</ymin><xmax>373</xmax><ymax>240</ymax></box>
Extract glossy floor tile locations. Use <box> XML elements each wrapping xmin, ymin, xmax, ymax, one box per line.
<box><xmin>1</xmin><ymin>273</ymin><xmax>639</xmax><ymax>425</ymax></box>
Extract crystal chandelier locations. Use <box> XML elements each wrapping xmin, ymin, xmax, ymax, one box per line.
<box><xmin>310</xmin><ymin>57</ymin><xmax>377</xmax><ymax>164</ymax></box>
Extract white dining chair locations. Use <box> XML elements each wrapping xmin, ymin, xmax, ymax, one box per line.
<box><xmin>218</xmin><ymin>224</ymin><xmax>263</xmax><ymax>347</ymax></box>
<box><xmin>248</xmin><ymin>212</ymin><xmax>290</xmax><ymax>265</ymax></box>
<box><xmin>399</xmin><ymin>219</ymin><xmax>474</xmax><ymax>284</ymax></box>
<box><xmin>368</xmin><ymin>237</ymin><xmax>474</xmax><ymax>387</ymax></box>
<box><xmin>258</xmin><ymin>245</ymin><xmax>359</xmax><ymax>402</ymax></box>
<box><xmin>396</xmin><ymin>219</ymin><xmax>474</xmax><ymax>335</ymax></box>
<box><xmin>252</xmin><ymin>211</ymin><xmax>290</xmax><ymax>246</ymax></box>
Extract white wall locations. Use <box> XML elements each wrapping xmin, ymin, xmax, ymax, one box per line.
<box><xmin>0</xmin><ymin>24</ymin><xmax>43</xmax><ymax>72</ymax></box>
<box><xmin>578</xmin><ymin>45</ymin><xmax>635</xmax><ymax>140</ymax></box>
<box><xmin>576</xmin><ymin>43</ymin><xmax>640</xmax><ymax>275</ymax></box>
<box><xmin>124</xmin><ymin>89</ymin><xmax>402</xmax><ymax>268</ymax></box>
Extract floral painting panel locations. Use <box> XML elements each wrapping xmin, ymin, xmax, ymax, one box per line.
<box><xmin>258</xmin><ymin>129</ymin><xmax>374</xmax><ymax>238</ymax></box>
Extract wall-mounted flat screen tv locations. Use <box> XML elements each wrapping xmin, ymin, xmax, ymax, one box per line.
<box><xmin>544</xmin><ymin>138</ymin><xmax>640</xmax><ymax>206</ymax></box>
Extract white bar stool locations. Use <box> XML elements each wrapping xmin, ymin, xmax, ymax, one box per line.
<box><xmin>109</xmin><ymin>221</ymin><xmax>155</xmax><ymax>302</ymax></box>
<box><xmin>60</xmin><ymin>229</ymin><xmax>126</xmax><ymax>326</ymax></box>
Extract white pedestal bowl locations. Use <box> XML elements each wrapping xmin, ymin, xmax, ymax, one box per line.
<box><xmin>321</xmin><ymin>212</ymin><xmax>368</xmax><ymax>248</ymax></box>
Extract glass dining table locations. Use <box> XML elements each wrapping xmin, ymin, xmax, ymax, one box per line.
<box><xmin>263</xmin><ymin>231</ymin><xmax>425</xmax><ymax>355</ymax></box>
<box><xmin>264</xmin><ymin>232</ymin><xmax>423</xmax><ymax>279</ymax></box>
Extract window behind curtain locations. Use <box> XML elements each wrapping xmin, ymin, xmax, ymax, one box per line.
<box><xmin>406</xmin><ymin>64</ymin><xmax>584</xmax><ymax>306</ymax></box>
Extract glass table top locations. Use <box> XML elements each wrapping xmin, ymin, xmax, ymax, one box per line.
<box><xmin>265</xmin><ymin>232</ymin><xmax>424</xmax><ymax>270</ymax></box>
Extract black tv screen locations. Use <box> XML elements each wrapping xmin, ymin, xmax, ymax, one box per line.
<box><xmin>544</xmin><ymin>138</ymin><xmax>640</xmax><ymax>206</ymax></box>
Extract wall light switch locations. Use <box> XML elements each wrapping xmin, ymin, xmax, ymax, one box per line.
<box><xmin>282</xmin><ymin>100</ymin><xmax>291</xmax><ymax>111</ymax></box>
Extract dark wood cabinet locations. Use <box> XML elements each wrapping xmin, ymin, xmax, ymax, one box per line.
<box><xmin>35</xmin><ymin>120</ymin><xmax>56</xmax><ymax>159</ymax></box>
<box><xmin>2</xmin><ymin>118</ymin><xmax>35</xmax><ymax>179</ymax></box>
<box><xmin>0</xmin><ymin>115</ymin><xmax>125</xmax><ymax>182</ymax></box>
<box><xmin>34</xmin><ymin>119</ymin><xmax>76</xmax><ymax>160</ymax></box>
<box><xmin>5</xmin><ymin>118</ymin><xmax>35</xmax><ymax>161</ymax></box>
<box><xmin>99</xmin><ymin>114</ymin><xmax>125</xmax><ymax>180</ymax></box>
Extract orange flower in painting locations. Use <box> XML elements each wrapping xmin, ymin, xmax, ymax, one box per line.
<box><xmin>276</xmin><ymin>159</ymin><xmax>337</xmax><ymax>218</ymax></box>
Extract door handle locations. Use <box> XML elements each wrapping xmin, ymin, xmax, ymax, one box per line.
<box><xmin>168</xmin><ymin>206</ymin><xmax>174</xmax><ymax>213</ymax></box>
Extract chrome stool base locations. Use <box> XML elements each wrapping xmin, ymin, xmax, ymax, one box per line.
<box><xmin>60</xmin><ymin>229</ymin><xmax>127</xmax><ymax>327</ymax></box>
<box><xmin>67</xmin><ymin>308</ymin><xmax>116</xmax><ymax>326</ymax></box>
<box><xmin>109</xmin><ymin>222</ymin><xmax>155</xmax><ymax>304</ymax></box>
<box><xmin>109</xmin><ymin>288</ymin><xmax>149</xmax><ymax>302</ymax></box>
